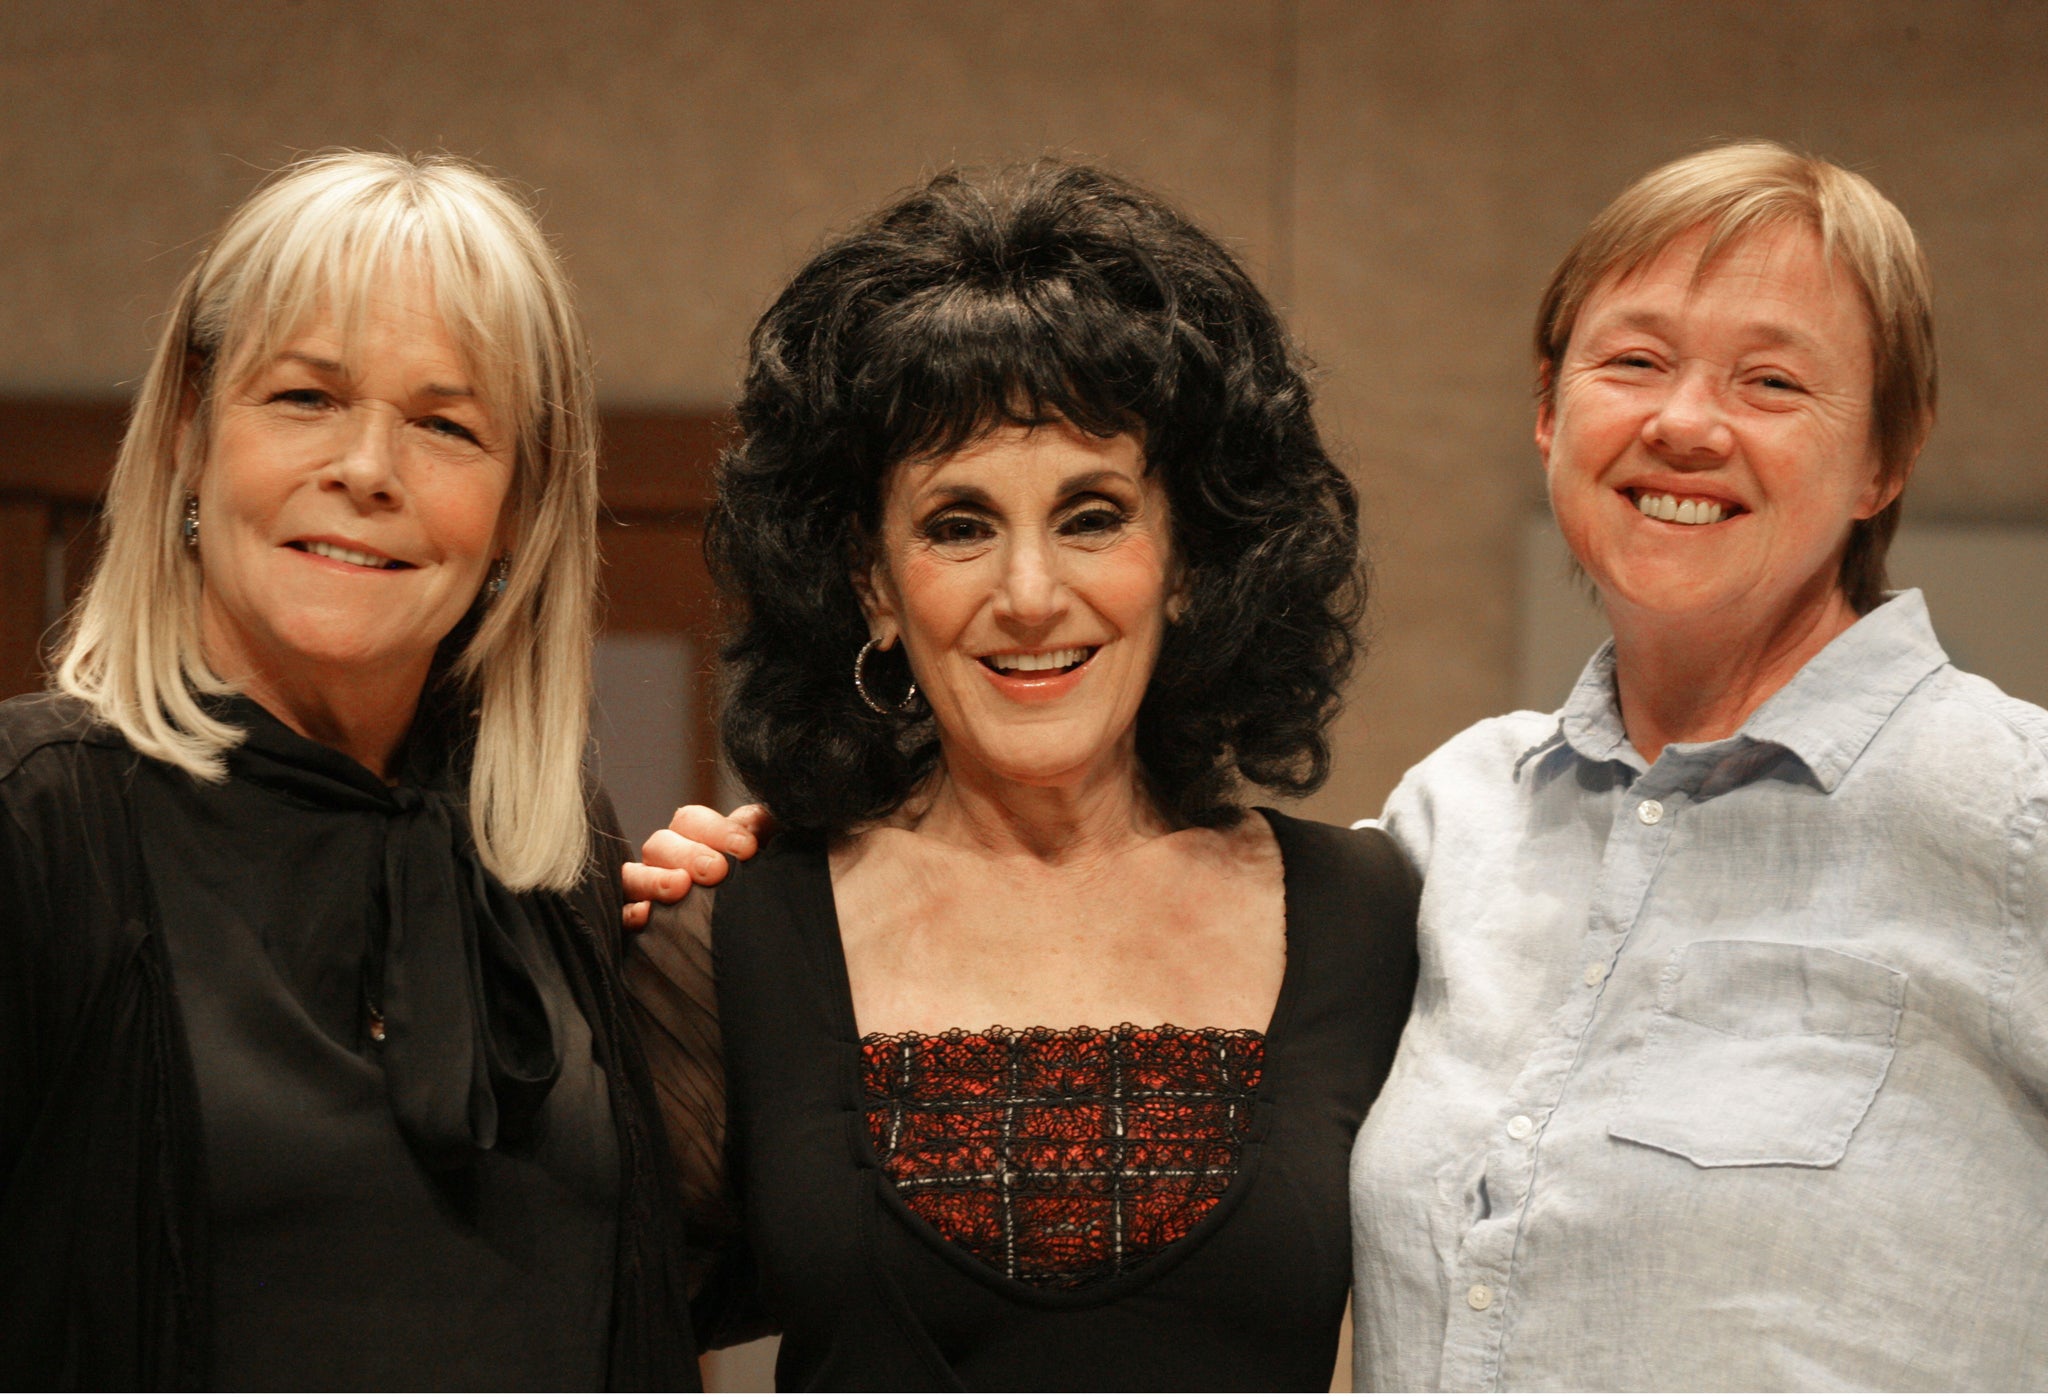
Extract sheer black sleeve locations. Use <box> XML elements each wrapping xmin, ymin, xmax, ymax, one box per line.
<box><xmin>624</xmin><ymin>886</ymin><xmax>765</xmax><ymax>1345</ymax></box>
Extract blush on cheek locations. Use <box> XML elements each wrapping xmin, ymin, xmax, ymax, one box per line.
<box><xmin>885</xmin><ymin>553</ymin><xmax>966</xmax><ymax>632</ymax></box>
<box><xmin>893</xmin><ymin>551</ymin><xmax>950</xmax><ymax>589</ymax></box>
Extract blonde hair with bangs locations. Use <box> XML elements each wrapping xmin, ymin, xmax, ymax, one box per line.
<box><xmin>56</xmin><ymin>151</ymin><xmax>599</xmax><ymax>891</ymax></box>
<box><xmin>1535</xmin><ymin>140</ymin><xmax>1937</xmax><ymax>613</ymax></box>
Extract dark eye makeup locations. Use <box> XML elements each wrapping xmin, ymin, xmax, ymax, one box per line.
<box><xmin>914</xmin><ymin>486</ymin><xmax>1137</xmax><ymax>548</ymax></box>
<box><xmin>922</xmin><ymin>511</ymin><xmax>995</xmax><ymax>545</ymax></box>
<box><xmin>1059</xmin><ymin>501</ymin><xmax>1128</xmax><ymax>536</ymax></box>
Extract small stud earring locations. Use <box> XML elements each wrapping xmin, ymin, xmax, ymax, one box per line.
<box><xmin>487</xmin><ymin>555</ymin><xmax>511</xmax><ymax>598</ymax></box>
<box><xmin>182</xmin><ymin>494</ymin><xmax>199</xmax><ymax>551</ymax></box>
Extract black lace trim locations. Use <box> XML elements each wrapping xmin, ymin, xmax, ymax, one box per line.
<box><xmin>860</xmin><ymin>1024</ymin><xmax>1265</xmax><ymax>1290</ymax></box>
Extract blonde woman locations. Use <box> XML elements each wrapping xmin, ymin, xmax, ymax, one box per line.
<box><xmin>0</xmin><ymin>153</ymin><xmax>695</xmax><ymax>1389</ymax></box>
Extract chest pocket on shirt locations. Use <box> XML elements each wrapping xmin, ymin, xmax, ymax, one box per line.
<box><xmin>1609</xmin><ymin>939</ymin><xmax>1905</xmax><ymax>1168</ymax></box>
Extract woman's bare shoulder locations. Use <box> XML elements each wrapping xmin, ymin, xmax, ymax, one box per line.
<box><xmin>1150</xmin><ymin>808</ymin><xmax>1283</xmax><ymax>883</ymax></box>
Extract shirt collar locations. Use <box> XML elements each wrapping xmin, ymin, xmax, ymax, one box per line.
<box><xmin>1523</xmin><ymin>589</ymin><xmax>1949</xmax><ymax>792</ymax></box>
<box><xmin>1554</xmin><ymin>641</ymin><xmax>1631</xmax><ymax>766</ymax></box>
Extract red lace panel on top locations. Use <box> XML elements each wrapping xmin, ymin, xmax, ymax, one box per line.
<box><xmin>860</xmin><ymin>1024</ymin><xmax>1266</xmax><ymax>1291</ymax></box>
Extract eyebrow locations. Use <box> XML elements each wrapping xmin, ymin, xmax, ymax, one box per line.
<box><xmin>272</xmin><ymin>350</ymin><xmax>476</xmax><ymax>399</ymax></box>
<box><xmin>917</xmin><ymin>469</ymin><xmax>1139</xmax><ymax>511</ymax></box>
<box><xmin>276</xmin><ymin>350</ymin><xmax>345</xmax><ymax>376</ymax></box>
<box><xmin>1055</xmin><ymin>469</ymin><xmax>1139</xmax><ymax>495</ymax></box>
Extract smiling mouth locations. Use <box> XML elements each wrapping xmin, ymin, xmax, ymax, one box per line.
<box><xmin>1627</xmin><ymin>490</ymin><xmax>1745</xmax><ymax>527</ymax></box>
<box><xmin>289</xmin><ymin>540</ymin><xmax>412</xmax><ymax>570</ymax></box>
<box><xmin>980</xmin><ymin>646</ymin><xmax>1096</xmax><ymax>676</ymax></box>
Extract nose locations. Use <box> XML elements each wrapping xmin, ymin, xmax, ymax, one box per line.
<box><xmin>327</xmin><ymin>409</ymin><xmax>402</xmax><ymax>504</ymax></box>
<box><xmin>1642</xmin><ymin>362</ymin><xmax>1735</xmax><ymax>464</ymax></box>
<box><xmin>991</xmin><ymin>529</ymin><xmax>1069</xmax><ymax>631</ymax></box>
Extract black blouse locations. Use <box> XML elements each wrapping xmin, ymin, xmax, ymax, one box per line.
<box><xmin>0</xmin><ymin>692</ymin><xmax>700</xmax><ymax>1391</ymax></box>
<box><xmin>141</xmin><ymin>698</ymin><xmax>619</xmax><ymax>1389</ymax></box>
<box><xmin>630</xmin><ymin>810</ymin><xmax>1419</xmax><ymax>1391</ymax></box>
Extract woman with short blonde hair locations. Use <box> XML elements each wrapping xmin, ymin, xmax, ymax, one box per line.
<box><xmin>2</xmin><ymin>151</ymin><xmax>696</xmax><ymax>1389</ymax></box>
<box><xmin>1353</xmin><ymin>141</ymin><xmax>2046</xmax><ymax>1390</ymax></box>
<box><xmin>1533</xmin><ymin>139</ymin><xmax>1936</xmax><ymax>611</ymax></box>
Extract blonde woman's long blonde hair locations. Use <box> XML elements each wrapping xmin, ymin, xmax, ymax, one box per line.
<box><xmin>56</xmin><ymin>151</ymin><xmax>599</xmax><ymax>891</ymax></box>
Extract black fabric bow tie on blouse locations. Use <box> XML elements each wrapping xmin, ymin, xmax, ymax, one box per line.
<box><xmin>219</xmin><ymin>695</ymin><xmax>562</xmax><ymax>1170</ymax></box>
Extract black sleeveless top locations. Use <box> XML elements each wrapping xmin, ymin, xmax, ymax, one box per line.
<box><xmin>700</xmin><ymin>810</ymin><xmax>1417</xmax><ymax>1391</ymax></box>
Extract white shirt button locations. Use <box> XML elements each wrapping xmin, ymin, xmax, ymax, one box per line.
<box><xmin>1466</xmin><ymin>1283</ymin><xmax>1494</xmax><ymax>1311</ymax></box>
<box><xmin>1507</xmin><ymin>1114</ymin><xmax>1535</xmax><ymax>1140</ymax></box>
<box><xmin>1637</xmin><ymin>798</ymin><xmax>1665</xmax><ymax>825</ymax></box>
<box><xmin>1583</xmin><ymin>962</ymin><xmax>1607</xmax><ymax>987</ymax></box>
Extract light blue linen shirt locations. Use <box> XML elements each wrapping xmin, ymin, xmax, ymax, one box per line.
<box><xmin>1351</xmin><ymin>590</ymin><xmax>2048</xmax><ymax>1390</ymax></box>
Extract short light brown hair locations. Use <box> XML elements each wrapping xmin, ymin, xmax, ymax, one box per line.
<box><xmin>1534</xmin><ymin>140</ymin><xmax>1937</xmax><ymax>613</ymax></box>
<box><xmin>56</xmin><ymin>151</ymin><xmax>599</xmax><ymax>890</ymax></box>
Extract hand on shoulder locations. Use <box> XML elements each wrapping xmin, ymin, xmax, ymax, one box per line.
<box><xmin>620</xmin><ymin>803</ymin><xmax>773</xmax><ymax>928</ymax></box>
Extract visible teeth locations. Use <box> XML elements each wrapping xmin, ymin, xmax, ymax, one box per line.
<box><xmin>988</xmin><ymin>646</ymin><xmax>1089</xmax><ymax>673</ymax></box>
<box><xmin>305</xmin><ymin>540</ymin><xmax>394</xmax><ymax>568</ymax></box>
<box><xmin>1634</xmin><ymin>493</ymin><xmax>1725</xmax><ymax>526</ymax></box>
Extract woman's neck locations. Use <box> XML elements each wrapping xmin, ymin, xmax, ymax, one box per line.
<box><xmin>1607</xmin><ymin>581</ymin><xmax>1861</xmax><ymax>767</ymax></box>
<box><xmin>200</xmin><ymin>605</ymin><xmax>432</xmax><ymax>781</ymax></box>
<box><xmin>902</xmin><ymin>742</ymin><xmax>1172</xmax><ymax>866</ymax></box>
<box><xmin>236</xmin><ymin>669</ymin><xmax>425</xmax><ymax>780</ymax></box>
<box><xmin>833</xmin><ymin>739</ymin><xmax>1284</xmax><ymax>1039</ymax></box>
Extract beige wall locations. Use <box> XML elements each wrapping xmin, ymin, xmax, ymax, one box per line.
<box><xmin>6</xmin><ymin>0</ymin><xmax>2044</xmax><ymax>819</ymax></box>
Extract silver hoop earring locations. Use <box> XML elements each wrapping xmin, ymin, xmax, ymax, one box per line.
<box><xmin>487</xmin><ymin>555</ymin><xmax>511</xmax><ymax>598</ymax></box>
<box><xmin>854</xmin><ymin>638</ymin><xmax>919</xmax><ymax>715</ymax></box>
<box><xmin>182</xmin><ymin>494</ymin><xmax>199</xmax><ymax>551</ymax></box>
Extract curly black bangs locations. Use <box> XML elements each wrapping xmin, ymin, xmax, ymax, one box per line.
<box><xmin>709</xmin><ymin>161</ymin><xmax>1367</xmax><ymax>837</ymax></box>
<box><xmin>853</xmin><ymin>288</ymin><xmax>1140</xmax><ymax>476</ymax></box>
<box><xmin>825</xmin><ymin>167</ymin><xmax>1243</xmax><ymax>501</ymax></box>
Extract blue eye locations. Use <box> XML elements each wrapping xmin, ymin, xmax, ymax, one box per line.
<box><xmin>423</xmin><ymin>415</ymin><xmax>482</xmax><ymax>444</ymax></box>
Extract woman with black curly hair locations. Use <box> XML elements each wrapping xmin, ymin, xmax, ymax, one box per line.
<box><xmin>625</xmin><ymin>162</ymin><xmax>1417</xmax><ymax>1389</ymax></box>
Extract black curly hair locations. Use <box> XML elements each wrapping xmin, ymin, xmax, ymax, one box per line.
<box><xmin>708</xmin><ymin>161</ymin><xmax>1366</xmax><ymax>836</ymax></box>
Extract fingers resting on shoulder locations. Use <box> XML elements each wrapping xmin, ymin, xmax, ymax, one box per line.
<box><xmin>620</xmin><ymin>803</ymin><xmax>774</xmax><ymax>927</ymax></box>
